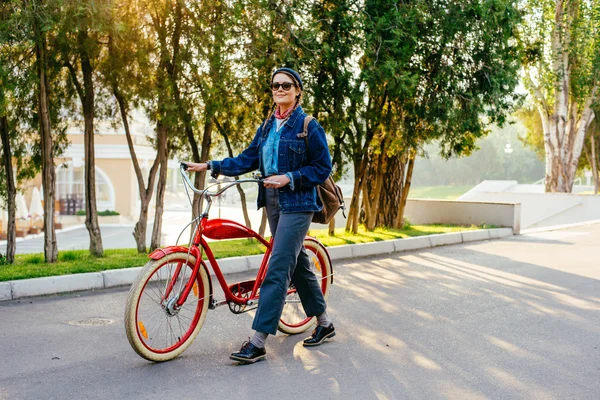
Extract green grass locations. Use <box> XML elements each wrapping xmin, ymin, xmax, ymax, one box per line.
<box><xmin>0</xmin><ymin>223</ymin><xmax>492</xmax><ymax>282</ymax></box>
<box><xmin>408</xmin><ymin>185</ymin><xmax>473</xmax><ymax>200</ymax></box>
<box><xmin>309</xmin><ymin>223</ymin><xmax>493</xmax><ymax>247</ymax></box>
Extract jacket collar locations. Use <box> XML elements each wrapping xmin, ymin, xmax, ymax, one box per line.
<box><xmin>285</xmin><ymin>106</ymin><xmax>304</xmax><ymax>129</ymax></box>
<box><xmin>263</xmin><ymin>106</ymin><xmax>305</xmax><ymax>137</ymax></box>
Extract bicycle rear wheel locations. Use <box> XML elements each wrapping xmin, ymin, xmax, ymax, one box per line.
<box><xmin>278</xmin><ymin>238</ymin><xmax>332</xmax><ymax>334</ymax></box>
<box><xmin>124</xmin><ymin>252</ymin><xmax>210</xmax><ymax>362</ymax></box>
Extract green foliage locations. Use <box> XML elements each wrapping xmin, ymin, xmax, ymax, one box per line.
<box><xmin>76</xmin><ymin>209</ymin><xmax>119</xmax><ymax>216</ymax></box>
<box><xmin>519</xmin><ymin>0</ymin><xmax>600</xmax><ymax>191</ymax></box>
<box><xmin>0</xmin><ymin>0</ymin><xmax>69</xmax><ymax>201</ymax></box>
<box><xmin>1</xmin><ymin>0</ymin><xmax>534</xmax><ymax>238</ymax></box>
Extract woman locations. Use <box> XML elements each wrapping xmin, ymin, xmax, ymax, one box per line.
<box><xmin>184</xmin><ymin>68</ymin><xmax>336</xmax><ymax>364</ymax></box>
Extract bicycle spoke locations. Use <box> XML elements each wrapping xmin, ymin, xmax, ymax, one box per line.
<box><xmin>141</xmin><ymin>288</ymin><xmax>163</xmax><ymax>307</ymax></box>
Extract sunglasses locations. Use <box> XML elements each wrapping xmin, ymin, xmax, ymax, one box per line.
<box><xmin>271</xmin><ymin>82</ymin><xmax>296</xmax><ymax>91</ymax></box>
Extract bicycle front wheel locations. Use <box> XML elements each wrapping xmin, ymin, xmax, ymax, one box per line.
<box><xmin>278</xmin><ymin>238</ymin><xmax>333</xmax><ymax>334</ymax></box>
<box><xmin>124</xmin><ymin>252</ymin><xmax>210</xmax><ymax>362</ymax></box>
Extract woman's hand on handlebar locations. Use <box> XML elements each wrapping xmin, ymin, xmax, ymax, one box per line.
<box><xmin>183</xmin><ymin>162</ymin><xmax>208</xmax><ymax>172</ymax></box>
<box><xmin>263</xmin><ymin>174</ymin><xmax>290</xmax><ymax>188</ymax></box>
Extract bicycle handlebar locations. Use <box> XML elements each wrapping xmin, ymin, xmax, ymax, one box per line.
<box><xmin>179</xmin><ymin>163</ymin><xmax>261</xmax><ymax>198</ymax></box>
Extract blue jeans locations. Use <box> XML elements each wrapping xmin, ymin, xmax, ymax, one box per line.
<box><xmin>251</xmin><ymin>188</ymin><xmax>327</xmax><ymax>335</ymax></box>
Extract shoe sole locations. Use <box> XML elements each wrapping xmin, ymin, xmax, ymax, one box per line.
<box><xmin>229</xmin><ymin>354</ymin><xmax>266</xmax><ymax>364</ymax></box>
<box><xmin>303</xmin><ymin>331</ymin><xmax>336</xmax><ymax>347</ymax></box>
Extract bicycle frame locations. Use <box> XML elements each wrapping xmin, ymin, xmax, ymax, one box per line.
<box><xmin>148</xmin><ymin>164</ymin><xmax>278</xmax><ymax>310</ymax></box>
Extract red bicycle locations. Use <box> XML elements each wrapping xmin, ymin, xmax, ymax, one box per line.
<box><xmin>124</xmin><ymin>164</ymin><xmax>333</xmax><ymax>362</ymax></box>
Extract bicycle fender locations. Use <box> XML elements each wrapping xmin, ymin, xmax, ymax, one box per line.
<box><xmin>149</xmin><ymin>246</ymin><xmax>192</xmax><ymax>260</ymax></box>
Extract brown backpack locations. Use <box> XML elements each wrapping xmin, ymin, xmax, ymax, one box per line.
<box><xmin>300</xmin><ymin>116</ymin><xmax>346</xmax><ymax>224</ymax></box>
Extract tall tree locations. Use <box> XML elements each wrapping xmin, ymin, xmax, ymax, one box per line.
<box><xmin>306</xmin><ymin>0</ymin><xmax>358</xmax><ymax>235</ymax></box>
<box><xmin>1</xmin><ymin>0</ymin><xmax>65</xmax><ymax>262</ymax></box>
<box><xmin>144</xmin><ymin>0</ymin><xmax>187</xmax><ymax>250</ymax></box>
<box><xmin>0</xmin><ymin>3</ymin><xmax>18</xmax><ymax>263</ymax></box>
<box><xmin>374</xmin><ymin>0</ymin><xmax>522</xmax><ymax>229</ymax></box>
<box><xmin>32</xmin><ymin>0</ymin><xmax>59</xmax><ymax>262</ymax></box>
<box><xmin>59</xmin><ymin>0</ymin><xmax>109</xmax><ymax>256</ymax></box>
<box><xmin>522</xmin><ymin>0</ymin><xmax>599</xmax><ymax>192</ymax></box>
<box><xmin>0</xmin><ymin>111</ymin><xmax>17</xmax><ymax>264</ymax></box>
<box><xmin>101</xmin><ymin>0</ymin><xmax>160</xmax><ymax>253</ymax></box>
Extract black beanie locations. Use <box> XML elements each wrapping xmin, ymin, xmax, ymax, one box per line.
<box><xmin>271</xmin><ymin>68</ymin><xmax>303</xmax><ymax>90</ymax></box>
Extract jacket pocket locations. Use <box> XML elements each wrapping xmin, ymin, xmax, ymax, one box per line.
<box><xmin>288</xmin><ymin>143</ymin><xmax>306</xmax><ymax>171</ymax></box>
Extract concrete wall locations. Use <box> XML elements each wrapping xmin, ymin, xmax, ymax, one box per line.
<box><xmin>403</xmin><ymin>199</ymin><xmax>521</xmax><ymax>233</ymax></box>
<box><xmin>456</xmin><ymin>191</ymin><xmax>600</xmax><ymax>229</ymax></box>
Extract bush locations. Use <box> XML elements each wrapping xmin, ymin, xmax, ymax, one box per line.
<box><xmin>99</xmin><ymin>210</ymin><xmax>120</xmax><ymax>216</ymax></box>
<box><xmin>75</xmin><ymin>210</ymin><xmax>120</xmax><ymax>216</ymax></box>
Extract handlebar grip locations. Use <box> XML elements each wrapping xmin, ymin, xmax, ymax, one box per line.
<box><xmin>180</xmin><ymin>162</ymin><xmax>188</xmax><ymax>171</ymax></box>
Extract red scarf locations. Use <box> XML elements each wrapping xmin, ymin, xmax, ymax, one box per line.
<box><xmin>275</xmin><ymin>106</ymin><xmax>294</xmax><ymax>120</ymax></box>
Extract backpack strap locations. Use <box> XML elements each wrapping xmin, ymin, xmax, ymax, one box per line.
<box><xmin>300</xmin><ymin>115</ymin><xmax>315</xmax><ymax>148</ymax></box>
<box><xmin>303</xmin><ymin>115</ymin><xmax>314</xmax><ymax>137</ymax></box>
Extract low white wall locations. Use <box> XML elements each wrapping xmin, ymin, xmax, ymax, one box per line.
<box><xmin>456</xmin><ymin>191</ymin><xmax>600</xmax><ymax>229</ymax></box>
<box><xmin>404</xmin><ymin>199</ymin><xmax>521</xmax><ymax>233</ymax></box>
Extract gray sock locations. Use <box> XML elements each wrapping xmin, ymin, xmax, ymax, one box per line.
<box><xmin>317</xmin><ymin>311</ymin><xmax>332</xmax><ymax>327</ymax></box>
<box><xmin>250</xmin><ymin>331</ymin><xmax>268</xmax><ymax>349</ymax></box>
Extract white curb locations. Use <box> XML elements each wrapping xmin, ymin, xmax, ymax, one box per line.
<box><xmin>245</xmin><ymin>254</ymin><xmax>264</xmax><ymax>271</ymax></box>
<box><xmin>427</xmin><ymin>232</ymin><xmax>463</xmax><ymax>247</ymax></box>
<box><xmin>0</xmin><ymin>282</ymin><xmax>12</xmax><ymax>301</ymax></box>
<box><xmin>213</xmin><ymin>256</ymin><xmax>249</xmax><ymax>276</ymax></box>
<box><xmin>489</xmin><ymin>228</ymin><xmax>514</xmax><ymax>239</ymax></box>
<box><xmin>1</xmin><ymin>227</ymin><xmax>516</xmax><ymax>301</ymax></box>
<box><xmin>102</xmin><ymin>268</ymin><xmax>143</xmax><ymax>288</ymax></box>
<box><xmin>326</xmin><ymin>245</ymin><xmax>354</xmax><ymax>261</ymax></box>
<box><xmin>392</xmin><ymin>236</ymin><xmax>431</xmax><ymax>252</ymax></box>
<box><xmin>11</xmin><ymin>273</ymin><xmax>104</xmax><ymax>299</ymax></box>
<box><xmin>351</xmin><ymin>241</ymin><xmax>395</xmax><ymax>258</ymax></box>
<box><xmin>461</xmin><ymin>230</ymin><xmax>491</xmax><ymax>243</ymax></box>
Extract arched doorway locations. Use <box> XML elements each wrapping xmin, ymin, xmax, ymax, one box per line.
<box><xmin>55</xmin><ymin>162</ymin><xmax>116</xmax><ymax>214</ymax></box>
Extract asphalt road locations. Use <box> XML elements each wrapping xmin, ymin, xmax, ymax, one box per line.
<box><xmin>1</xmin><ymin>224</ymin><xmax>599</xmax><ymax>400</ymax></box>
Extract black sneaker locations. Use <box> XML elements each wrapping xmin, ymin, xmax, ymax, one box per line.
<box><xmin>303</xmin><ymin>323</ymin><xmax>336</xmax><ymax>347</ymax></box>
<box><xmin>230</xmin><ymin>340</ymin><xmax>266</xmax><ymax>364</ymax></box>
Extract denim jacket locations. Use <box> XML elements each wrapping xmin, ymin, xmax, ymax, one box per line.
<box><xmin>210</xmin><ymin>106</ymin><xmax>332</xmax><ymax>213</ymax></box>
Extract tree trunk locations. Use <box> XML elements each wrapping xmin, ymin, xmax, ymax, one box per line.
<box><xmin>217</xmin><ymin>121</ymin><xmax>252</xmax><ymax>228</ymax></box>
<box><xmin>364</xmin><ymin>147</ymin><xmax>385</xmax><ymax>231</ymax></box>
<box><xmin>259</xmin><ymin>208</ymin><xmax>268</xmax><ymax>238</ymax></box>
<box><xmin>191</xmin><ymin>115</ymin><xmax>213</xmax><ymax>219</ymax></box>
<box><xmin>150</xmin><ymin>123</ymin><xmax>168</xmax><ymax>251</ymax></box>
<box><xmin>377</xmin><ymin>153</ymin><xmax>406</xmax><ymax>228</ymax></box>
<box><xmin>114</xmin><ymin>89</ymin><xmax>160</xmax><ymax>253</ymax></box>
<box><xmin>345</xmin><ymin>157</ymin><xmax>368</xmax><ymax>234</ymax></box>
<box><xmin>533</xmin><ymin>2</ymin><xmax>598</xmax><ymax>193</ymax></box>
<box><xmin>68</xmin><ymin>30</ymin><xmax>103</xmax><ymax>257</ymax></box>
<box><xmin>0</xmin><ymin>116</ymin><xmax>16</xmax><ymax>263</ymax></box>
<box><xmin>397</xmin><ymin>152</ymin><xmax>416</xmax><ymax>228</ymax></box>
<box><xmin>591</xmin><ymin>133</ymin><xmax>599</xmax><ymax>194</ymax></box>
<box><xmin>34</xmin><ymin>19</ymin><xmax>57</xmax><ymax>262</ymax></box>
